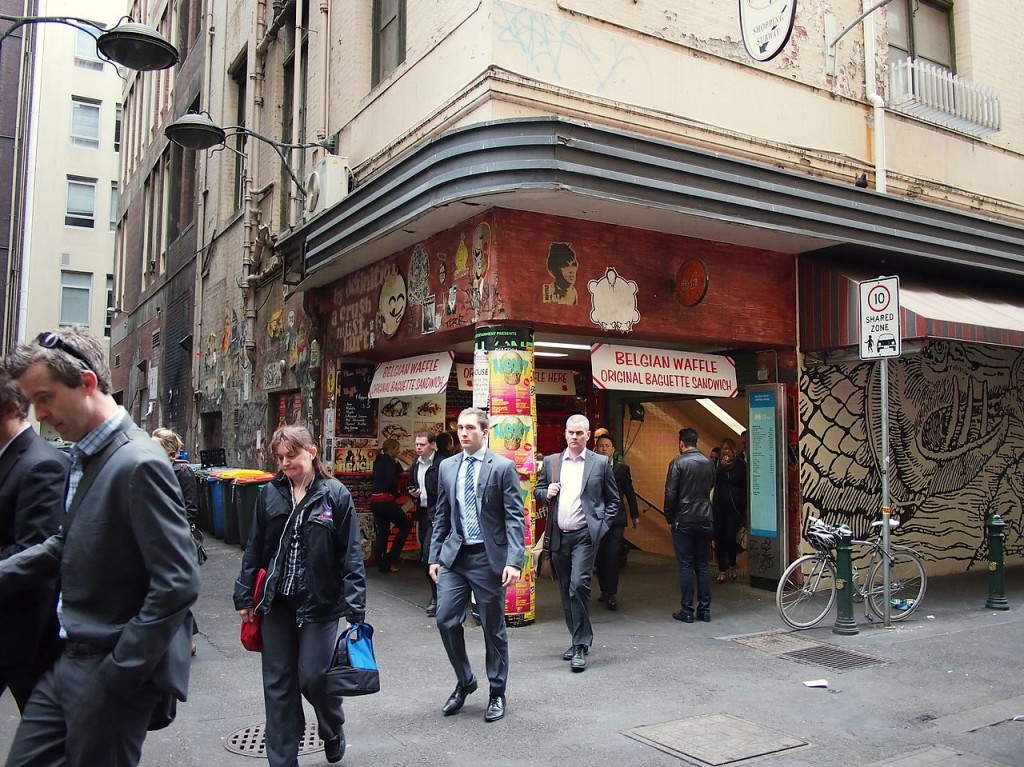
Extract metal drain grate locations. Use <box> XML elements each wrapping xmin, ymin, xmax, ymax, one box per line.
<box><xmin>780</xmin><ymin>644</ymin><xmax>886</xmax><ymax>671</ymax></box>
<box><xmin>224</xmin><ymin>722</ymin><xmax>325</xmax><ymax>758</ymax></box>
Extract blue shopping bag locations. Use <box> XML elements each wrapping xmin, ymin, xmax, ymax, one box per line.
<box><xmin>325</xmin><ymin>623</ymin><xmax>381</xmax><ymax>696</ymax></box>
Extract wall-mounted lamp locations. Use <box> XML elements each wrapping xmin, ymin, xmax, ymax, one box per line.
<box><xmin>0</xmin><ymin>13</ymin><xmax>178</xmax><ymax>70</ymax></box>
<box><xmin>178</xmin><ymin>334</ymin><xmax>193</xmax><ymax>352</ymax></box>
<box><xmin>164</xmin><ymin>112</ymin><xmax>337</xmax><ymax>196</ymax></box>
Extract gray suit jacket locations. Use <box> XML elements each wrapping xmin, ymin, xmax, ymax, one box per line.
<box><xmin>535</xmin><ymin>451</ymin><xmax>620</xmax><ymax>550</ymax></box>
<box><xmin>0</xmin><ymin>414</ymin><xmax>200</xmax><ymax>700</ymax></box>
<box><xmin>429</xmin><ymin>449</ymin><xmax>525</xmax><ymax>575</ymax></box>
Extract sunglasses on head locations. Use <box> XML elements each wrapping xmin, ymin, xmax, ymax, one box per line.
<box><xmin>36</xmin><ymin>332</ymin><xmax>95</xmax><ymax>374</ymax></box>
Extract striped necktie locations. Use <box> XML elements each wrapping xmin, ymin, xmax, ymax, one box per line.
<box><xmin>463</xmin><ymin>456</ymin><xmax>482</xmax><ymax>540</ymax></box>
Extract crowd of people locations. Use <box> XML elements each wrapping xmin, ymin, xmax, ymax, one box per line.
<box><xmin>1</xmin><ymin>341</ymin><xmax>747</xmax><ymax>767</ymax></box>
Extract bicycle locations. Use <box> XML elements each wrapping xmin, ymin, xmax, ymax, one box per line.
<box><xmin>776</xmin><ymin>517</ymin><xmax>927</xmax><ymax>630</ymax></box>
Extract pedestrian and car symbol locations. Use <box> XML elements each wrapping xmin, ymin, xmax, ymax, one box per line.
<box><xmin>859</xmin><ymin>277</ymin><xmax>901</xmax><ymax>360</ymax></box>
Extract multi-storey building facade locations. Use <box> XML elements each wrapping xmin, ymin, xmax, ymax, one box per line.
<box><xmin>126</xmin><ymin>1</ymin><xmax>1024</xmax><ymax>577</ymax></box>
<box><xmin>4</xmin><ymin>0</ymin><xmax>126</xmax><ymax>439</ymax></box>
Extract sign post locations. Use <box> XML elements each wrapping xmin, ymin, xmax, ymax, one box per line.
<box><xmin>859</xmin><ymin>276</ymin><xmax>901</xmax><ymax>627</ymax></box>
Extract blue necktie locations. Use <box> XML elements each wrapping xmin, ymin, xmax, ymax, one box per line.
<box><xmin>463</xmin><ymin>456</ymin><xmax>482</xmax><ymax>541</ymax></box>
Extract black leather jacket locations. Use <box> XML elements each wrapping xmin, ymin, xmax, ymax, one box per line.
<box><xmin>663</xmin><ymin>450</ymin><xmax>716</xmax><ymax>526</ymax></box>
<box><xmin>234</xmin><ymin>473</ymin><xmax>366</xmax><ymax>625</ymax></box>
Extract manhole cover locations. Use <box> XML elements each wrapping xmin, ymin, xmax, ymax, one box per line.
<box><xmin>224</xmin><ymin>722</ymin><xmax>325</xmax><ymax>757</ymax></box>
<box><xmin>625</xmin><ymin>713</ymin><xmax>806</xmax><ymax>765</ymax></box>
<box><xmin>780</xmin><ymin>644</ymin><xmax>886</xmax><ymax>671</ymax></box>
<box><xmin>730</xmin><ymin>630</ymin><xmax>822</xmax><ymax>655</ymax></box>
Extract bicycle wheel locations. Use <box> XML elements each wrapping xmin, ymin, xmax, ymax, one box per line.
<box><xmin>866</xmin><ymin>550</ymin><xmax>927</xmax><ymax>621</ymax></box>
<box><xmin>777</xmin><ymin>555</ymin><xmax>838</xmax><ymax>629</ymax></box>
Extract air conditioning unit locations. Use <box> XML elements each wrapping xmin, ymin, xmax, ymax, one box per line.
<box><xmin>303</xmin><ymin>155</ymin><xmax>349</xmax><ymax>220</ymax></box>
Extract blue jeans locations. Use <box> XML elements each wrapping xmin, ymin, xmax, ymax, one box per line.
<box><xmin>672</xmin><ymin>521</ymin><xmax>713</xmax><ymax>614</ymax></box>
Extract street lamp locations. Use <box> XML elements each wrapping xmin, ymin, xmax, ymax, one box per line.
<box><xmin>164</xmin><ymin>112</ymin><xmax>337</xmax><ymax>197</ymax></box>
<box><xmin>0</xmin><ymin>14</ymin><xmax>178</xmax><ymax>71</ymax></box>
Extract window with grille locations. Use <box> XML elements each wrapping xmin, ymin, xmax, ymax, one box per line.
<box><xmin>60</xmin><ymin>272</ymin><xmax>92</xmax><ymax>327</ymax></box>
<box><xmin>888</xmin><ymin>0</ymin><xmax>953</xmax><ymax>71</ymax></box>
<box><xmin>65</xmin><ymin>177</ymin><xmax>97</xmax><ymax>228</ymax></box>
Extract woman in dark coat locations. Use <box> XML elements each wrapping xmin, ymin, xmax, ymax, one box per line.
<box><xmin>234</xmin><ymin>425</ymin><xmax>366</xmax><ymax>766</ymax></box>
<box><xmin>594</xmin><ymin>434</ymin><xmax>640</xmax><ymax>610</ymax></box>
<box><xmin>370</xmin><ymin>438</ymin><xmax>413</xmax><ymax>573</ymax></box>
<box><xmin>712</xmin><ymin>444</ymin><xmax>747</xmax><ymax>582</ymax></box>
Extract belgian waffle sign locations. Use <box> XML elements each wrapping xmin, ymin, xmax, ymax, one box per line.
<box><xmin>739</xmin><ymin>0</ymin><xmax>797</xmax><ymax>62</ymax></box>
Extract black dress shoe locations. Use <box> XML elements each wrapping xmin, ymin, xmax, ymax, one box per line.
<box><xmin>697</xmin><ymin>610</ymin><xmax>711</xmax><ymax>622</ymax></box>
<box><xmin>425</xmin><ymin>599</ymin><xmax>437</xmax><ymax>617</ymax></box>
<box><xmin>597</xmin><ymin>592</ymin><xmax>607</xmax><ymax>602</ymax></box>
<box><xmin>672</xmin><ymin>611</ymin><xmax>695</xmax><ymax>623</ymax></box>
<box><xmin>442</xmin><ymin>679</ymin><xmax>478</xmax><ymax>716</ymax></box>
<box><xmin>571</xmin><ymin>645</ymin><xmax>587</xmax><ymax>672</ymax></box>
<box><xmin>323</xmin><ymin>730</ymin><xmax>346</xmax><ymax>763</ymax></box>
<box><xmin>562</xmin><ymin>644</ymin><xmax>590</xmax><ymax>661</ymax></box>
<box><xmin>484</xmin><ymin>694</ymin><xmax>506</xmax><ymax>722</ymax></box>
<box><xmin>606</xmin><ymin>594</ymin><xmax>618</xmax><ymax>610</ymax></box>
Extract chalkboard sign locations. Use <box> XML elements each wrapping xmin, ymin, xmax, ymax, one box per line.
<box><xmin>337</xmin><ymin>364</ymin><xmax>377</xmax><ymax>437</ymax></box>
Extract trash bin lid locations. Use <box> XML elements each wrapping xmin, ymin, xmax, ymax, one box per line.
<box><xmin>235</xmin><ymin>472</ymin><xmax>277</xmax><ymax>484</ymax></box>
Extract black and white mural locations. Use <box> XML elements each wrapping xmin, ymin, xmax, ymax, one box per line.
<box><xmin>800</xmin><ymin>340</ymin><xmax>1024</xmax><ymax>574</ymax></box>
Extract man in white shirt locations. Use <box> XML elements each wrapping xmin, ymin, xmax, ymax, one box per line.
<box><xmin>535</xmin><ymin>415</ymin><xmax>619</xmax><ymax>672</ymax></box>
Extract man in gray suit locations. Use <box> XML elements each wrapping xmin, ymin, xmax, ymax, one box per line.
<box><xmin>429</xmin><ymin>407</ymin><xmax>525</xmax><ymax>723</ymax></box>
<box><xmin>0</xmin><ymin>327</ymin><xmax>199</xmax><ymax>767</ymax></box>
<box><xmin>536</xmin><ymin>414</ymin><xmax>619</xmax><ymax>672</ymax></box>
<box><xmin>0</xmin><ymin>368</ymin><xmax>68</xmax><ymax>712</ymax></box>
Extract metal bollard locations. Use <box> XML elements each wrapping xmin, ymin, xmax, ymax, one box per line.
<box><xmin>832</xmin><ymin>525</ymin><xmax>859</xmax><ymax>635</ymax></box>
<box><xmin>985</xmin><ymin>513</ymin><xmax>1010</xmax><ymax>611</ymax></box>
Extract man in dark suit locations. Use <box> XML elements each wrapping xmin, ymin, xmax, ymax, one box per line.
<box><xmin>0</xmin><ymin>368</ymin><xmax>69</xmax><ymax>713</ymax></box>
<box><xmin>409</xmin><ymin>430</ymin><xmax>444</xmax><ymax>616</ymax></box>
<box><xmin>536</xmin><ymin>414</ymin><xmax>619</xmax><ymax>672</ymax></box>
<box><xmin>428</xmin><ymin>407</ymin><xmax>525</xmax><ymax>723</ymax></box>
<box><xmin>0</xmin><ymin>327</ymin><xmax>199</xmax><ymax>767</ymax></box>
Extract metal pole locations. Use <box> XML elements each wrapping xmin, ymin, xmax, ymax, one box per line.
<box><xmin>880</xmin><ymin>358</ymin><xmax>891</xmax><ymax>627</ymax></box>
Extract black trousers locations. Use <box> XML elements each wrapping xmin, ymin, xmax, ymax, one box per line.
<box><xmin>595</xmin><ymin>524</ymin><xmax>626</xmax><ymax>598</ymax></box>
<box><xmin>552</xmin><ymin>527</ymin><xmax>597</xmax><ymax>648</ymax></box>
<box><xmin>371</xmin><ymin>500</ymin><xmax>413</xmax><ymax>571</ymax></box>
<box><xmin>6</xmin><ymin>651</ymin><xmax>161</xmax><ymax>767</ymax></box>
<box><xmin>417</xmin><ymin>508</ymin><xmax>437</xmax><ymax>601</ymax></box>
<box><xmin>260</xmin><ymin>594</ymin><xmax>344</xmax><ymax>767</ymax></box>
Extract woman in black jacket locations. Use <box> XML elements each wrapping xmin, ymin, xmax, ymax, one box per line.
<box><xmin>370</xmin><ymin>438</ymin><xmax>413</xmax><ymax>573</ymax></box>
<box><xmin>234</xmin><ymin>426</ymin><xmax>366</xmax><ymax>766</ymax></box>
<box><xmin>712</xmin><ymin>444</ymin><xmax>747</xmax><ymax>582</ymax></box>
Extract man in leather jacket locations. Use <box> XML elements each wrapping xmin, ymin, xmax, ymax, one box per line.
<box><xmin>663</xmin><ymin>428</ymin><xmax>716</xmax><ymax>623</ymax></box>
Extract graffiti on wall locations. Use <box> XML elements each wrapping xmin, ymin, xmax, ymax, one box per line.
<box><xmin>589</xmin><ymin>267</ymin><xmax>639</xmax><ymax>331</ymax></box>
<box><xmin>800</xmin><ymin>340</ymin><xmax>1024</xmax><ymax>572</ymax></box>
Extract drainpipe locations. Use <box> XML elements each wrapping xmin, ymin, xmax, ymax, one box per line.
<box><xmin>862</xmin><ymin>2</ymin><xmax>888</xmax><ymax>193</ymax></box>
<box><xmin>290</xmin><ymin>0</ymin><xmax>306</xmax><ymax>223</ymax></box>
<box><xmin>320</xmin><ymin>1</ymin><xmax>330</xmax><ymax>143</ymax></box>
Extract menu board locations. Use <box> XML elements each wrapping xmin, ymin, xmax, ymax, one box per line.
<box><xmin>337</xmin><ymin>364</ymin><xmax>376</xmax><ymax>437</ymax></box>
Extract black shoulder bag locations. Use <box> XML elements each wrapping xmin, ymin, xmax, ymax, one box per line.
<box><xmin>536</xmin><ymin>455</ymin><xmax>560</xmax><ymax>581</ymax></box>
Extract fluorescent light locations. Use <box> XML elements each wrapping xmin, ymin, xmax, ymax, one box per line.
<box><xmin>534</xmin><ymin>351</ymin><xmax>569</xmax><ymax>358</ymax></box>
<box><xmin>696</xmin><ymin>399</ymin><xmax>745</xmax><ymax>434</ymax></box>
<box><xmin>535</xmin><ymin>341</ymin><xmax>591</xmax><ymax>351</ymax></box>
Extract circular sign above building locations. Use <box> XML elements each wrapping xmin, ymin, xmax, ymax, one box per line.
<box><xmin>675</xmin><ymin>258</ymin><xmax>709</xmax><ymax>307</ymax></box>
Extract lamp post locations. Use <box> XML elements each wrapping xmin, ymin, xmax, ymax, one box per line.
<box><xmin>164</xmin><ymin>112</ymin><xmax>337</xmax><ymax>197</ymax></box>
<box><xmin>0</xmin><ymin>14</ymin><xmax>179</xmax><ymax>70</ymax></box>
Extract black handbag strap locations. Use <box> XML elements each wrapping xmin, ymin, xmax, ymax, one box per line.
<box><xmin>542</xmin><ymin>455</ymin><xmax>561</xmax><ymax>555</ymax></box>
<box><xmin>63</xmin><ymin>430</ymin><xmax>134</xmax><ymax>537</ymax></box>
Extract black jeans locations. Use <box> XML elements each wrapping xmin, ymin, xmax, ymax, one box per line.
<box><xmin>595</xmin><ymin>524</ymin><xmax>625</xmax><ymax>597</ymax></box>
<box><xmin>672</xmin><ymin>521</ymin><xmax>713</xmax><ymax>614</ymax></box>
<box><xmin>371</xmin><ymin>500</ymin><xmax>413</xmax><ymax>571</ymax></box>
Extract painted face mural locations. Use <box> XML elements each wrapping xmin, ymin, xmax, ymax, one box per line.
<box><xmin>378</xmin><ymin>272</ymin><xmax>407</xmax><ymax>337</ymax></box>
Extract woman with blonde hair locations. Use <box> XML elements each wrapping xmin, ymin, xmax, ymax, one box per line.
<box><xmin>234</xmin><ymin>425</ymin><xmax>366</xmax><ymax>765</ymax></box>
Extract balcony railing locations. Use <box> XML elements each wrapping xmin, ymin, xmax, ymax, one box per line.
<box><xmin>889</xmin><ymin>58</ymin><xmax>1001</xmax><ymax>137</ymax></box>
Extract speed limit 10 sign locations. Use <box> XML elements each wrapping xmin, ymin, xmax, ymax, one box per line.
<box><xmin>859</xmin><ymin>276</ymin><xmax>901</xmax><ymax>360</ymax></box>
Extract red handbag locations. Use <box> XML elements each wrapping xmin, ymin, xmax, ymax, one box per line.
<box><xmin>240</xmin><ymin>568</ymin><xmax>267</xmax><ymax>652</ymax></box>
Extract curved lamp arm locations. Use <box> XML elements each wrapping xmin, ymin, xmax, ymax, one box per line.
<box><xmin>226</xmin><ymin>127</ymin><xmax>336</xmax><ymax>198</ymax></box>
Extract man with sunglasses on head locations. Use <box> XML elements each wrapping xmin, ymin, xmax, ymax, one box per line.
<box><xmin>0</xmin><ymin>326</ymin><xmax>199</xmax><ymax>767</ymax></box>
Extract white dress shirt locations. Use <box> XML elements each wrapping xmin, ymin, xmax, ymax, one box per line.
<box><xmin>557</xmin><ymin>449</ymin><xmax>587</xmax><ymax>531</ymax></box>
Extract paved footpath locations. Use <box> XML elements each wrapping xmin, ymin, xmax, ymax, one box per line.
<box><xmin>2</xmin><ymin>540</ymin><xmax>1022</xmax><ymax>767</ymax></box>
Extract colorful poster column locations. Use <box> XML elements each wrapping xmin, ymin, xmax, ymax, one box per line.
<box><xmin>475</xmin><ymin>325</ymin><xmax>538</xmax><ymax>626</ymax></box>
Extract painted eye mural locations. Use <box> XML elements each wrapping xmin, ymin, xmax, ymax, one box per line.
<box><xmin>378</xmin><ymin>271</ymin><xmax>407</xmax><ymax>338</ymax></box>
